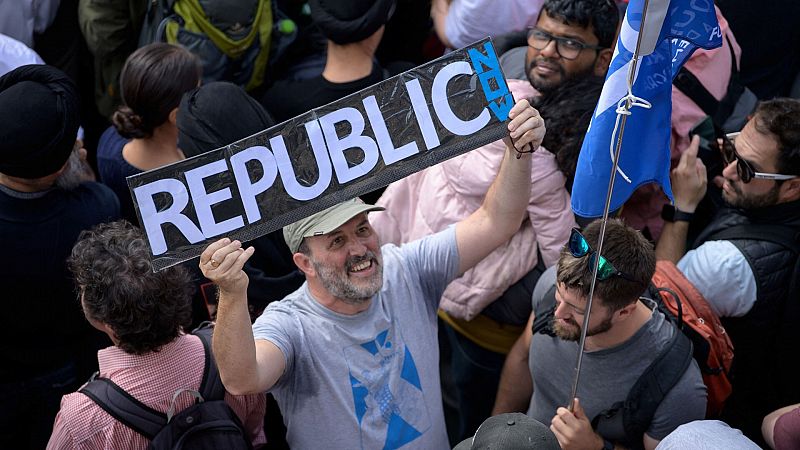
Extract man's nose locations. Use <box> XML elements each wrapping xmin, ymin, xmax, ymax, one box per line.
<box><xmin>347</xmin><ymin>239</ymin><xmax>368</xmax><ymax>256</ymax></box>
<box><xmin>539</xmin><ymin>39</ymin><xmax>560</xmax><ymax>58</ymax></box>
<box><xmin>553</xmin><ymin>300</ymin><xmax>570</xmax><ymax>319</ymax></box>
<box><xmin>722</xmin><ymin>159</ymin><xmax>739</xmax><ymax>180</ymax></box>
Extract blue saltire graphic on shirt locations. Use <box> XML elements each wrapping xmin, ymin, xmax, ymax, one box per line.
<box><xmin>344</xmin><ymin>327</ymin><xmax>430</xmax><ymax>449</ymax></box>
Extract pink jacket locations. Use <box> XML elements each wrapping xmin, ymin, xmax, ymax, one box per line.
<box><xmin>372</xmin><ymin>79</ymin><xmax>575</xmax><ymax>320</ymax></box>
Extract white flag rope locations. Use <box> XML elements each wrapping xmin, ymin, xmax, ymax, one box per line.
<box><xmin>609</xmin><ymin>62</ymin><xmax>652</xmax><ymax>184</ymax></box>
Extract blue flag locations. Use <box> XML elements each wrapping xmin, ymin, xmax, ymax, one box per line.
<box><xmin>570</xmin><ymin>0</ymin><xmax>722</xmax><ymax>217</ymax></box>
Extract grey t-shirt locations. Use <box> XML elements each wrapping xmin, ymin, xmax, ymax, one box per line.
<box><xmin>252</xmin><ymin>227</ymin><xmax>459</xmax><ymax>450</ymax></box>
<box><xmin>527</xmin><ymin>267</ymin><xmax>707</xmax><ymax>444</ymax></box>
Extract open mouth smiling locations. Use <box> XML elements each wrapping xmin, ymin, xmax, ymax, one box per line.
<box><xmin>349</xmin><ymin>259</ymin><xmax>373</xmax><ymax>273</ymax></box>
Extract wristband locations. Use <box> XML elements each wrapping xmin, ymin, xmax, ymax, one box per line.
<box><xmin>661</xmin><ymin>204</ymin><xmax>694</xmax><ymax>223</ymax></box>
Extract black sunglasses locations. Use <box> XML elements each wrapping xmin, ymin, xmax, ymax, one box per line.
<box><xmin>715</xmin><ymin>131</ymin><xmax>797</xmax><ymax>184</ymax></box>
<box><xmin>568</xmin><ymin>228</ymin><xmax>639</xmax><ymax>283</ymax></box>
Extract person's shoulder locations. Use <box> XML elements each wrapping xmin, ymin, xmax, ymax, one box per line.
<box><xmin>97</xmin><ymin>126</ymin><xmax>128</xmax><ymax>155</ymax></box>
<box><xmin>262</xmin><ymin>77</ymin><xmax>320</xmax><ymax>105</ymax></box>
<box><xmin>54</xmin><ymin>389</ymin><xmax>117</xmax><ymax>439</ymax></box>
<box><xmin>384</xmin><ymin>227</ymin><xmax>456</xmax><ymax>256</ymax></box>
<box><xmin>73</xmin><ymin>181</ymin><xmax>120</xmax><ymax>210</ymax></box>
<box><xmin>261</xmin><ymin>286</ymin><xmax>309</xmax><ymax>316</ymax></box>
<box><xmin>679</xmin><ymin>240</ymin><xmax>746</xmax><ymax>276</ymax></box>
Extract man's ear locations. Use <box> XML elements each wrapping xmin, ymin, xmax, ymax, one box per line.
<box><xmin>613</xmin><ymin>301</ymin><xmax>638</xmax><ymax>321</ymax></box>
<box><xmin>594</xmin><ymin>48</ymin><xmax>613</xmax><ymax>77</ymax></box>
<box><xmin>293</xmin><ymin>252</ymin><xmax>315</xmax><ymax>277</ymax></box>
<box><xmin>168</xmin><ymin>107</ymin><xmax>178</xmax><ymax>125</ymax></box>
<box><xmin>779</xmin><ymin>177</ymin><xmax>800</xmax><ymax>203</ymax></box>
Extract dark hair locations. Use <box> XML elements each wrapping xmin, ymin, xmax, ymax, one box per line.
<box><xmin>535</xmin><ymin>74</ymin><xmax>605</xmax><ymax>191</ymax></box>
<box><xmin>752</xmin><ymin>98</ymin><xmax>800</xmax><ymax>176</ymax></box>
<box><xmin>177</xmin><ymin>81</ymin><xmax>276</xmax><ymax>158</ymax></box>
<box><xmin>112</xmin><ymin>43</ymin><xmax>202</xmax><ymax>139</ymax></box>
<box><xmin>557</xmin><ymin>219</ymin><xmax>655</xmax><ymax>311</ymax></box>
<box><xmin>542</xmin><ymin>0</ymin><xmax>620</xmax><ymax>48</ymax></box>
<box><xmin>68</xmin><ymin>221</ymin><xmax>194</xmax><ymax>355</ymax></box>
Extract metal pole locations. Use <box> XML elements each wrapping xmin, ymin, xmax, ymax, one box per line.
<box><xmin>567</xmin><ymin>0</ymin><xmax>652</xmax><ymax>412</ymax></box>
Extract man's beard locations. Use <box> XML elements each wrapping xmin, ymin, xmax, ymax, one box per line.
<box><xmin>552</xmin><ymin>313</ymin><xmax>613</xmax><ymax>341</ymax></box>
<box><xmin>526</xmin><ymin>56</ymin><xmax>594</xmax><ymax>94</ymax></box>
<box><xmin>312</xmin><ymin>251</ymin><xmax>383</xmax><ymax>305</ymax></box>
<box><xmin>722</xmin><ymin>179</ymin><xmax>780</xmax><ymax>210</ymax></box>
<box><xmin>55</xmin><ymin>148</ymin><xmax>93</xmax><ymax>190</ymax></box>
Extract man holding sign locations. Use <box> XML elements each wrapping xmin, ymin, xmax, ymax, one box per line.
<box><xmin>200</xmin><ymin>99</ymin><xmax>543</xmax><ymax>449</ymax></box>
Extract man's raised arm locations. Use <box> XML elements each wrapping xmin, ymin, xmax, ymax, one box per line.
<box><xmin>655</xmin><ymin>135</ymin><xmax>707</xmax><ymax>262</ymax></box>
<box><xmin>455</xmin><ymin>99</ymin><xmax>545</xmax><ymax>275</ymax></box>
<box><xmin>200</xmin><ymin>239</ymin><xmax>285</xmax><ymax>395</ymax></box>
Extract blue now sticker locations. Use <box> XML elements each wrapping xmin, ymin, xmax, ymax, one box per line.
<box><xmin>468</xmin><ymin>41</ymin><xmax>514</xmax><ymax>122</ymax></box>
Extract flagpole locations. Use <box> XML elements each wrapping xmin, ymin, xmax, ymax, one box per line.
<box><xmin>568</xmin><ymin>0</ymin><xmax>652</xmax><ymax>412</ymax></box>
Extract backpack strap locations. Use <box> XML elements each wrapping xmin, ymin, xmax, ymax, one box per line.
<box><xmin>674</xmin><ymin>67</ymin><xmax>720</xmax><ymax>120</ymax></box>
<box><xmin>623</xmin><ymin>326</ymin><xmax>694</xmax><ymax>435</ymax></box>
<box><xmin>531</xmin><ymin>284</ymin><xmax>557</xmax><ymax>336</ymax></box>
<box><xmin>192</xmin><ymin>322</ymin><xmax>226</xmax><ymax>402</ymax></box>
<box><xmin>673</xmin><ymin>34</ymin><xmax>742</xmax><ymax>127</ymax></box>
<box><xmin>80</xmin><ymin>375</ymin><xmax>167</xmax><ymax>439</ymax></box>
<box><xmin>590</xmin><ymin>314</ymin><xmax>694</xmax><ymax>449</ymax></box>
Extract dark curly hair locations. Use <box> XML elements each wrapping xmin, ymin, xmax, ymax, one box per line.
<box><xmin>68</xmin><ymin>221</ymin><xmax>194</xmax><ymax>355</ymax></box>
<box><xmin>752</xmin><ymin>98</ymin><xmax>800</xmax><ymax>176</ymax></box>
<box><xmin>535</xmin><ymin>74</ymin><xmax>605</xmax><ymax>192</ymax></box>
<box><xmin>542</xmin><ymin>0</ymin><xmax>621</xmax><ymax>49</ymax></box>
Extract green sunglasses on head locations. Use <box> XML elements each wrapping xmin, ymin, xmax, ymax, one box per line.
<box><xmin>568</xmin><ymin>228</ymin><xmax>640</xmax><ymax>283</ymax></box>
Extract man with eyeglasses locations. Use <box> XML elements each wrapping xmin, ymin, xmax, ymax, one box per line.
<box><xmin>656</xmin><ymin>98</ymin><xmax>800</xmax><ymax>444</ymax></box>
<box><xmin>518</xmin><ymin>0</ymin><xmax>617</xmax><ymax>94</ymax></box>
<box><xmin>493</xmin><ymin>219</ymin><xmax>706</xmax><ymax>450</ymax></box>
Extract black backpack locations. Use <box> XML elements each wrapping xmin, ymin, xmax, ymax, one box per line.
<box><xmin>79</xmin><ymin>324</ymin><xmax>252</xmax><ymax>450</ymax></box>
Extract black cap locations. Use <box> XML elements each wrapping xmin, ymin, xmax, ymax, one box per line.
<box><xmin>310</xmin><ymin>0</ymin><xmax>396</xmax><ymax>44</ymax></box>
<box><xmin>177</xmin><ymin>81</ymin><xmax>275</xmax><ymax>158</ymax></box>
<box><xmin>0</xmin><ymin>65</ymin><xmax>79</xmax><ymax>178</ymax></box>
<box><xmin>453</xmin><ymin>413</ymin><xmax>561</xmax><ymax>450</ymax></box>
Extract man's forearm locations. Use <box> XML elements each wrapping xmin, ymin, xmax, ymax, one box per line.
<box><xmin>213</xmin><ymin>289</ymin><xmax>262</xmax><ymax>395</ymax></box>
<box><xmin>655</xmin><ymin>221</ymin><xmax>690</xmax><ymax>263</ymax></box>
<box><xmin>482</xmin><ymin>145</ymin><xmax>532</xmax><ymax>237</ymax></box>
<box><xmin>492</xmin><ymin>333</ymin><xmax>533</xmax><ymax>414</ymax></box>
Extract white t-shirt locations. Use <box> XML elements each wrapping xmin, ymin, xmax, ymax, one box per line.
<box><xmin>677</xmin><ymin>240</ymin><xmax>757</xmax><ymax>317</ymax></box>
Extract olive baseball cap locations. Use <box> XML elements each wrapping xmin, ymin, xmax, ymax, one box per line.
<box><xmin>283</xmin><ymin>198</ymin><xmax>385</xmax><ymax>253</ymax></box>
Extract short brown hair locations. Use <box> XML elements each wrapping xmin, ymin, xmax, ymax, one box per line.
<box><xmin>556</xmin><ymin>219</ymin><xmax>654</xmax><ymax>311</ymax></box>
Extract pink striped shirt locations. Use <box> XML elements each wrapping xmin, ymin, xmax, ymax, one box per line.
<box><xmin>47</xmin><ymin>334</ymin><xmax>266</xmax><ymax>449</ymax></box>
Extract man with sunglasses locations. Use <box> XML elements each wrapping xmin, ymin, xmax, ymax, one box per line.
<box><xmin>494</xmin><ymin>219</ymin><xmax>706</xmax><ymax>450</ymax></box>
<box><xmin>656</xmin><ymin>98</ymin><xmax>800</xmax><ymax>444</ymax></box>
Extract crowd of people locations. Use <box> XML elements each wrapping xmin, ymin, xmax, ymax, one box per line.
<box><xmin>1</xmin><ymin>0</ymin><xmax>799</xmax><ymax>449</ymax></box>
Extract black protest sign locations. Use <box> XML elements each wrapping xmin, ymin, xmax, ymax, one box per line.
<box><xmin>128</xmin><ymin>38</ymin><xmax>515</xmax><ymax>270</ymax></box>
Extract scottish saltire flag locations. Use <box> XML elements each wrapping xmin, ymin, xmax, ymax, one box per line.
<box><xmin>570</xmin><ymin>0</ymin><xmax>722</xmax><ymax>217</ymax></box>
